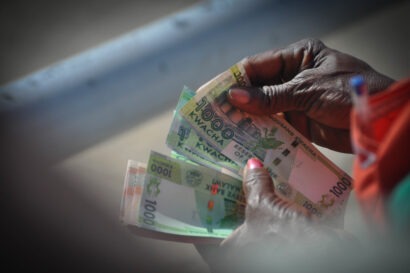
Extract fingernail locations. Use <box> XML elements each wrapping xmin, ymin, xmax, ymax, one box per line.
<box><xmin>247</xmin><ymin>157</ymin><xmax>264</xmax><ymax>170</ymax></box>
<box><xmin>228</xmin><ymin>88</ymin><xmax>251</xmax><ymax>104</ymax></box>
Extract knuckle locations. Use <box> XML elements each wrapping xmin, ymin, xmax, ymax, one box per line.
<box><xmin>302</xmin><ymin>38</ymin><xmax>323</xmax><ymax>47</ymax></box>
<box><xmin>297</xmin><ymin>38</ymin><xmax>325</xmax><ymax>57</ymax></box>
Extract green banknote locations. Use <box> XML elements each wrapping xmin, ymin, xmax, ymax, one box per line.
<box><xmin>179</xmin><ymin>63</ymin><xmax>353</xmax><ymax>219</ymax></box>
<box><xmin>170</xmin><ymin>150</ymin><xmax>241</xmax><ymax>180</ymax></box>
<box><xmin>120</xmin><ymin>159</ymin><xmax>227</xmax><ymax>243</ymax></box>
<box><xmin>166</xmin><ymin>86</ymin><xmax>241</xmax><ymax>175</ymax></box>
<box><xmin>132</xmin><ymin>151</ymin><xmax>245</xmax><ymax>239</ymax></box>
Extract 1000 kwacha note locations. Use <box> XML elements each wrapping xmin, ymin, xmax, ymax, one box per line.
<box><xmin>133</xmin><ymin>151</ymin><xmax>245</xmax><ymax>240</ymax></box>
<box><xmin>166</xmin><ymin>86</ymin><xmax>241</xmax><ymax>176</ymax></box>
<box><xmin>179</xmin><ymin>63</ymin><xmax>353</xmax><ymax>219</ymax></box>
<box><xmin>120</xmin><ymin>159</ymin><xmax>229</xmax><ymax>243</ymax></box>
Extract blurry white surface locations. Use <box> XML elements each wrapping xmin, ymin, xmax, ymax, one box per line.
<box><xmin>0</xmin><ymin>0</ymin><xmax>203</xmax><ymax>84</ymax></box>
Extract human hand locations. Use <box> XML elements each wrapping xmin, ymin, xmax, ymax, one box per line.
<box><xmin>228</xmin><ymin>38</ymin><xmax>394</xmax><ymax>153</ymax></box>
<box><xmin>220</xmin><ymin>157</ymin><xmax>323</xmax><ymax>251</ymax></box>
<box><xmin>196</xmin><ymin>158</ymin><xmax>354</xmax><ymax>272</ymax></box>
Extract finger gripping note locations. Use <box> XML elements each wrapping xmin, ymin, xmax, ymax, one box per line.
<box><xmin>245</xmin><ymin>168</ymin><xmax>274</xmax><ymax>195</ymax></box>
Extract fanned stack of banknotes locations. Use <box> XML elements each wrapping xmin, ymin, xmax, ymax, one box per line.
<box><xmin>120</xmin><ymin>63</ymin><xmax>353</xmax><ymax>243</ymax></box>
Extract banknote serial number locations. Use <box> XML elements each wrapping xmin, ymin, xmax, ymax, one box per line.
<box><xmin>142</xmin><ymin>199</ymin><xmax>157</xmax><ymax>226</ymax></box>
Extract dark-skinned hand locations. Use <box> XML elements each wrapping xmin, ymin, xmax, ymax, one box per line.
<box><xmin>228</xmin><ymin>38</ymin><xmax>394</xmax><ymax>153</ymax></box>
<box><xmin>196</xmin><ymin>158</ymin><xmax>355</xmax><ymax>273</ymax></box>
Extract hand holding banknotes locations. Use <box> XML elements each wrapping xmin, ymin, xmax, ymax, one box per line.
<box><xmin>118</xmin><ymin>36</ymin><xmax>408</xmax><ymax>272</ymax></box>
<box><xmin>228</xmin><ymin>38</ymin><xmax>394</xmax><ymax>153</ymax></box>
<box><xmin>196</xmin><ymin>157</ymin><xmax>355</xmax><ymax>273</ymax></box>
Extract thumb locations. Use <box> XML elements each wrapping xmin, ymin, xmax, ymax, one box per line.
<box><xmin>227</xmin><ymin>81</ymin><xmax>299</xmax><ymax>115</ymax></box>
<box><xmin>243</xmin><ymin>158</ymin><xmax>275</xmax><ymax>205</ymax></box>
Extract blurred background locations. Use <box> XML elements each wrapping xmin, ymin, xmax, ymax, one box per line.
<box><xmin>1</xmin><ymin>0</ymin><xmax>409</xmax><ymax>272</ymax></box>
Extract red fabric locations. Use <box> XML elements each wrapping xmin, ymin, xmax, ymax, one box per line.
<box><xmin>351</xmin><ymin>78</ymin><xmax>410</xmax><ymax>231</ymax></box>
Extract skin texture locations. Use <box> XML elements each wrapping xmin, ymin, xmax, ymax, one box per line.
<box><xmin>195</xmin><ymin>39</ymin><xmax>393</xmax><ymax>271</ymax></box>
<box><xmin>228</xmin><ymin>38</ymin><xmax>394</xmax><ymax>153</ymax></box>
<box><xmin>196</xmin><ymin>158</ymin><xmax>354</xmax><ymax>273</ymax></box>
<box><xmin>220</xmin><ymin>159</ymin><xmax>313</xmax><ymax>248</ymax></box>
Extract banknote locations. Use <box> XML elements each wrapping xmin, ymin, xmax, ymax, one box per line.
<box><xmin>170</xmin><ymin>150</ymin><xmax>241</xmax><ymax>180</ymax></box>
<box><xmin>120</xmin><ymin>160</ymin><xmax>146</xmax><ymax>225</ymax></box>
<box><xmin>128</xmin><ymin>151</ymin><xmax>245</xmax><ymax>240</ymax></box>
<box><xmin>120</xmin><ymin>159</ymin><xmax>225</xmax><ymax>243</ymax></box>
<box><xmin>166</xmin><ymin>86</ymin><xmax>241</xmax><ymax>175</ymax></box>
<box><xmin>179</xmin><ymin>63</ymin><xmax>353</xmax><ymax>219</ymax></box>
